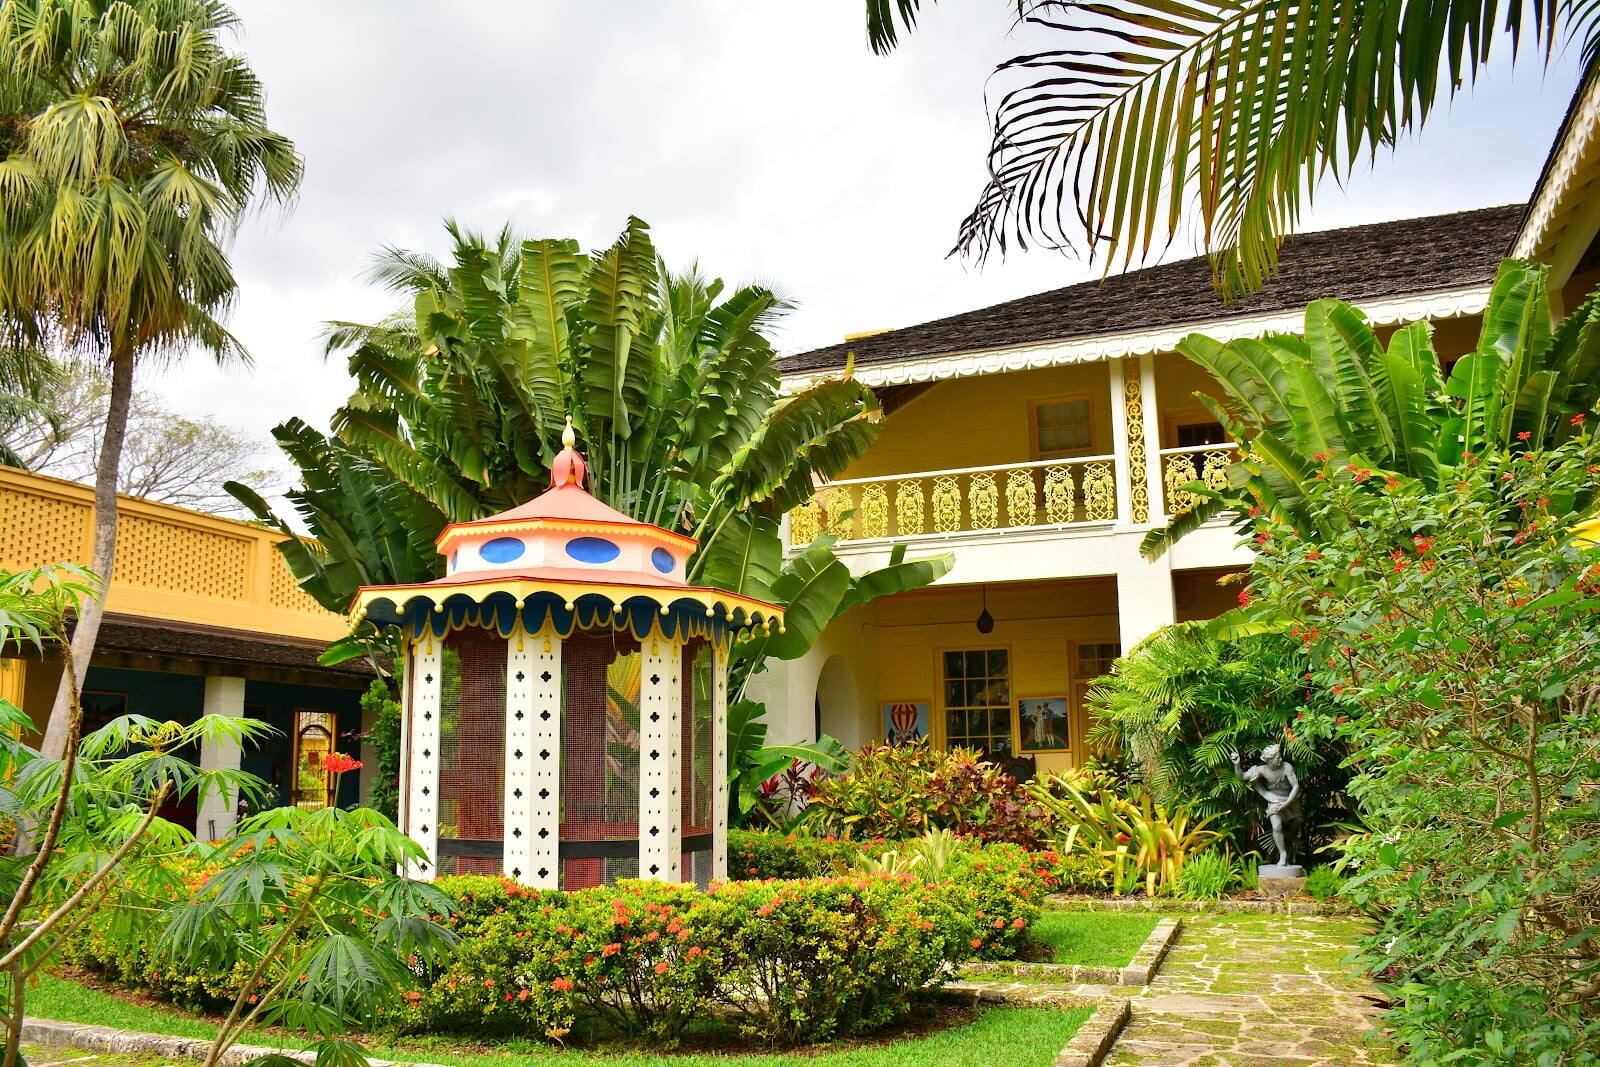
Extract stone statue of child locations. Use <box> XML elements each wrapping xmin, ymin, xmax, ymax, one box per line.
<box><xmin>1230</xmin><ymin>744</ymin><xmax>1303</xmax><ymax>871</ymax></box>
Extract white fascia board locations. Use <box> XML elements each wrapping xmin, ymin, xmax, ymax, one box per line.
<box><xmin>1512</xmin><ymin>73</ymin><xmax>1600</xmax><ymax>261</ymax></box>
<box><xmin>779</xmin><ymin>285</ymin><xmax>1492</xmax><ymax>393</ymax></box>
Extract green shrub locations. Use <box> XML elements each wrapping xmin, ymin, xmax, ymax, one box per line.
<box><xmin>1247</xmin><ymin>436</ymin><xmax>1600</xmax><ymax>1062</ymax></box>
<box><xmin>1173</xmin><ymin>849</ymin><xmax>1235</xmax><ymax>900</ymax></box>
<box><xmin>727</xmin><ymin>829</ymin><xmax>866</xmax><ymax>878</ymax></box>
<box><xmin>394</xmin><ymin>875</ymin><xmax>978</xmax><ymax>1046</ymax></box>
<box><xmin>1041</xmin><ymin>850</ymin><xmax>1111</xmax><ymax>893</ymax></box>
<box><xmin>1302</xmin><ymin>866</ymin><xmax>1341</xmax><ymax>901</ymax></box>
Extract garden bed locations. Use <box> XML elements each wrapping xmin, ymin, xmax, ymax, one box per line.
<box><xmin>25</xmin><ymin>973</ymin><xmax>1092</xmax><ymax>1067</ymax></box>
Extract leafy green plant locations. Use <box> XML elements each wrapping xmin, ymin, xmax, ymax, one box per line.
<box><xmin>1087</xmin><ymin>624</ymin><xmax>1352</xmax><ymax>856</ymax></box>
<box><xmin>1173</xmin><ymin>849</ymin><xmax>1236</xmax><ymax>901</ymax></box>
<box><xmin>1245</xmin><ymin>432</ymin><xmax>1600</xmax><ymax>1062</ymax></box>
<box><xmin>1028</xmin><ymin>777</ymin><xmax>1223</xmax><ymax>897</ymax></box>
<box><xmin>1303</xmin><ymin>866</ymin><xmax>1342</xmax><ymax>901</ymax></box>
<box><xmin>230</xmin><ymin>222</ymin><xmax>951</xmax><ymax>675</ymax></box>
<box><xmin>1146</xmin><ymin>262</ymin><xmax>1600</xmax><ymax>559</ymax></box>
<box><xmin>808</xmin><ymin>740</ymin><xmax>1060</xmax><ymax>847</ymax></box>
<box><xmin>726</xmin><ymin>829</ymin><xmax>867</xmax><ymax>879</ymax></box>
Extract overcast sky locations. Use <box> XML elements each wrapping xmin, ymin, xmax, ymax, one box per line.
<box><xmin>144</xmin><ymin>1</ymin><xmax>1587</xmax><ymax>478</ymax></box>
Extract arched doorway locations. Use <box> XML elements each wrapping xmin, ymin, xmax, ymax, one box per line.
<box><xmin>814</xmin><ymin>655</ymin><xmax>861</xmax><ymax>750</ymax></box>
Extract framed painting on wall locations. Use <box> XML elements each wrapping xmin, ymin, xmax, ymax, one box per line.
<box><xmin>882</xmin><ymin>700</ymin><xmax>930</xmax><ymax>746</ymax></box>
<box><xmin>1017</xmin><ymin>696</ymin><xmax>1070</xmax><ymax>752</ymax></box>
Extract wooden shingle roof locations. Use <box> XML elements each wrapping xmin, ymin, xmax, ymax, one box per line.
<box><xmin>780</xmin><ymin>204</ymin><xmax>1524</xmax><ymax>376</ymax></box>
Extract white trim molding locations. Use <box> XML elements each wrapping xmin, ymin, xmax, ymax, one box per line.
<box><xmin>1512</xmin><ymin>72</ymin><xmax>1600</xmax><ymax>265</ymax></box>
<box><xmin>779</xmin><ymin>285</ymin><xmax>1492</xmax><ymax>392</ymax></box>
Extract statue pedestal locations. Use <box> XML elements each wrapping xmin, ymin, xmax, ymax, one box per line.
<box><xmin>1257</xmin><ymin>864</ymin><xmax>1307</xmax><ymax>897</ymax></box>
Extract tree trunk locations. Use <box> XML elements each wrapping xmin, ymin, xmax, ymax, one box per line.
<box><xmin>39</xmin><ymin>339</ymin><xmax>135</xmax><ymax>762</ymax></box>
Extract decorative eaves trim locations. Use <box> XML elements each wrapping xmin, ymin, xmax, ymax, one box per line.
<box><xmin>779</xmin><ymin>284</ymin><xmax>1493</xmax><ymax>392</ymax></box>
<box><xmin>1512</xmin><ymin>71</ymin><xmax>1600</xmax><ymax>261</ymax></box>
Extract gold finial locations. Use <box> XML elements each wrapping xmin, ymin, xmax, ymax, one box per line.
<box><xmin>562</xmin><ymin>415</ymin><xmax>575</xmax><ymax>449</ymax></box>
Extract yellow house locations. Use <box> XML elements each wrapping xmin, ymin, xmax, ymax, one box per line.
<box><xmin>753</xmin><ymin>73</ymin><xmax>1600</xmax><ymax>774</ymax></box>
<box><xmin>0</xmin><ymin>467</ymin><xmax>375</xmax><ymax>837</ymax></box>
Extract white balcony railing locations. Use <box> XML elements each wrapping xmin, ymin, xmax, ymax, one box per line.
<box><xmin>790</xmin><ymin>455</ymin><xmax>1118</xmax><ymax>545</ymax></box>
<box><xmin>1159</xmin><ymin>443</ymin><xmax>1237</xmax><ymax>515</ymax></box>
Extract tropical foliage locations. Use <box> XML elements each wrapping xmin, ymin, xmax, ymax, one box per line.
<box><xmin>1144</xmin><ymin>260</ymin><xmax>1600</xmax><ymax>557</ymax></box>
<box><xmin>0</xmin><ymin>0</ymin><xmax>300</xmax><ymax>761</ymax></box>
<box><xmin>807</xmin><ymin>740</ymin><xmax>1061</xmax><ymax>849</ymax></box>
<box><xmin>230</xmin><ymin>219</ymin><xmax>951</xmax><ymax>674</ymax></box>
<box><xmin>865</xmin><ymin>2</ymin><xmax>1600</xmax><ymax>296</ymax></box>
<box><xmin>1244</xmin><ymin>434</ymin><xmax>1600</xmax><ymax>1062</ymax></box>
<box><xmin>1026</xmin><ymin>774</ymin><xmax>1223</xmax><ymax>896</ymax></box>
<box><xmin>1086</xmin><ymin>622</ymin><xmax>1352</xmax><ymax>855</ymax></box>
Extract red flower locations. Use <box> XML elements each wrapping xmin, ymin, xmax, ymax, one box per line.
<box><xmin>551</xmin><ymin>977</ymin><xmax>573</xmax><ymax>992</ymax></box>
<box><xmin>1572</xmin><ymin>413</ymin><xmax>1586</xmax><ymax>425</ymax></box>
<box><xmin>1517</xmin><ymin>430</ymin><xmax>1532</xmax><ymax>441</ymax></box>
<box><xmin>1237</xmin><ymin>588</ymin><xmax>1254</xmax><ymax>607</ymax></box>
<box><xmin>320</xmin><ymin>752</ymin><xmax>362</xmax><ymax>774</ymax></box>
<box><xmin>654</xmin><ymin>961</ymin><xmax>670</xmax><ymax>975</ymax></box>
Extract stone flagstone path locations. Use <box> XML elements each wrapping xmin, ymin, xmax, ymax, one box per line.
<box><xmin>1104</xmin><ymin>912</ymin><xmax>1397</xmax><ymax>1066</ymax></box>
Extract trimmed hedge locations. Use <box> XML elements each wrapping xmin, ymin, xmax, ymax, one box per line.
<box><xmin>60</xmin><ymin>839</ymin><xmax>1053</xmax><ymax>1046</ymax></box>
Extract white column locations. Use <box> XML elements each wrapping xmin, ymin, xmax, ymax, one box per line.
<box><xmin>505</xmin><ymin>621</ymin><xmax>562</xmax><ymax>889</ymax></box>
<box><xmin>197</xmin><ymin>675</ymin><xmax>245</xmax><ymax>841</ymax></box>
<box><xmin>1117</xmin><ymin>547</ymin><xmax>1177</xmax><ymax>652</ymax></box>
<box><xmin>1107</xmin><ymin>359</ymin><xmax>1133</xmax><ymax>526</ymax></box>
<box><xmin>711</xmin><ymin>643</ymin><xmax>729</xmax><ymax>882</ymax></box>
<box><xmin>638</xmin><ymin>635</ymin><xmax>683</xmax><ymax>882</ymax></box>
<box><xmin>406</xmin><ymin>637</ymin><xmax>443</xmax><ymax>879</ymax></box>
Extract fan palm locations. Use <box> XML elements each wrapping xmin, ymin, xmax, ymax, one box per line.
<box><xmin>864</xmin><ymin>0</ymin><xmax>1598</xmax><ymax>297</ymax></box>
<box><xmin>232</xmin><ymin>218</ymin><xmax>952</xmax><ymax>672</ymax></box>
<box><xmin>1141</xmin><ymin>259</ymin><xmax>1600</xmax><ymax>557</ymax></box>
<box><xmin>0</xmin><ymin>0</ymin><xmax>301</xmax><ymax>760</ymax></box>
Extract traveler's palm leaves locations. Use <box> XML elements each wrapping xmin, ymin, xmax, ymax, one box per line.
<box><xmin>1142</xmin><ymin>260</ymin><xmax>1600</xmax><ymax>558</ymax></box>
<box><xmin>239</xmin><ymin>218</ymin><xmax>947</xmax><ymax>663</ymax></box>
<box><xmin>865</xmin><ymin>0</ymin><xmax>1596</xmax><ymax>298</ymax></box>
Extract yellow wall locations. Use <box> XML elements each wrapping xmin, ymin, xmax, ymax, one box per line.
<box><xmin>1</xmin><ymin>466</ymin><xmax>344</xmax><ymax>640</ymax></box>
<box><xmin>848</xmin><ymin>363</ymin><xmax>1116</xmax><ymax>479</ymax></box>
<box><xmin>859</xmin><ymin>577</ymin><xmax>1120</xmax><ymax>775</ymax></box>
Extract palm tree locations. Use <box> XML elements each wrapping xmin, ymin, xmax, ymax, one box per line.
<box><xmin>232</xmin><ymin>218</ymin><xmax>952</xmax><ymax>671</ymax></box>
<box><xmin>1141</xmin><ymin>259</ymin><xmax>1600</xmax><ymax>557</ymax></box>
<box><xmin>0</xmin><ymin>0</ymin><xmax>301</xmax><ymax>760</ymax></box>
<box><xmin>864</xmin><ymin>0</ymin><xmax>1599</xmax><ymax>297</ymax></box>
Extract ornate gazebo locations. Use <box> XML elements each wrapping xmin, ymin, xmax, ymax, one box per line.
<box><xmin>350</xmin><ymin>421</ymin><xmax>782</xmax><ymax>889</ymax></box>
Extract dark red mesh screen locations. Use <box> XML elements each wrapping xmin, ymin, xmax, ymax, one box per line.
<box><xmin>681</xmin><ymin>639</ymin><xmax>714</xmax><ymax>887</ymax></box>
<box><xmin>437</xmin><ymin>626</ymin><xmax>505</xmax><ymax>877</ymax></box>
<box><xmin>561</xmin><ymin>630</ymin><xmax>641</xmax><ymax>889</ymax></box>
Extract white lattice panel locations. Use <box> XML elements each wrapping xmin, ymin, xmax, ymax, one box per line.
<box><xmin>406</xmin><ymin>639</ymin><xmax>443</xmax><ymax>879</ymax></box>
<box><xmin>711</xmin><ymin>643</ymin><xmax>729</xmax><ymax>882</ymax></box>
<box><xmin>505</xmin><ymin>623</ymin><xmax>562</xmax><ymax>888</ymax></box>
<box><xmin>638</xmin><ymin>639</ymin><xmax>682</xmax><ymax>881</ymax></box>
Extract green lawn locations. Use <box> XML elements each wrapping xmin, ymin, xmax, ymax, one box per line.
<box><xmin>26</xmin><ymin>973</ymin><xmax>1090</xmax><ymax>1067</ymax></box>
<box><xmin>1023</xmin><ymin>910</ymin><xmax>1162</xmax><ymax>967</ymax></box>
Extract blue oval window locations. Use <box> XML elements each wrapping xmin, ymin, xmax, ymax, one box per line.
<box><xmin>566</xmin><ymin>536</ymin><xmax>620</xmax><ymax>564</ymax></box>
<box><xmin>651</xmin><ymin>547</ymin><xmax>675</xmax><ymax>574</ymax></box>
<box><xmin>480</xmin><ymin>537</ymin><xmax>525</xmax><ymax>564</ymax></box>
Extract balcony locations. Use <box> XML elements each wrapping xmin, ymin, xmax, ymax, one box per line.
<box><xmin>789</xmin><ymin>454</ymin><xmax>1119</xmax><ymax>545</ymax></box>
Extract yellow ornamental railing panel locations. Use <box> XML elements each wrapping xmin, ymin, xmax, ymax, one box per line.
<box><xmin>794</xmin><ymin>454</ymin><xmax>1119</xmax><ymax>545</ymax></box>
<box><xmin>1159</xmin><ymin>445</ymin><xmax>1239</xmax><ymax>515</ymax></box>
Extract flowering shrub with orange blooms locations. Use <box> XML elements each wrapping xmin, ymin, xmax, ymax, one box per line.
<box><xmin>1241</xmin><ymin>435</ymin><xmax>1600</xmax><ymax>1063</ymax></box>
<box><xmin>387</xmin><ymin>873</ymin><xmax>983</xmax><ymax>1046</ymax></box>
